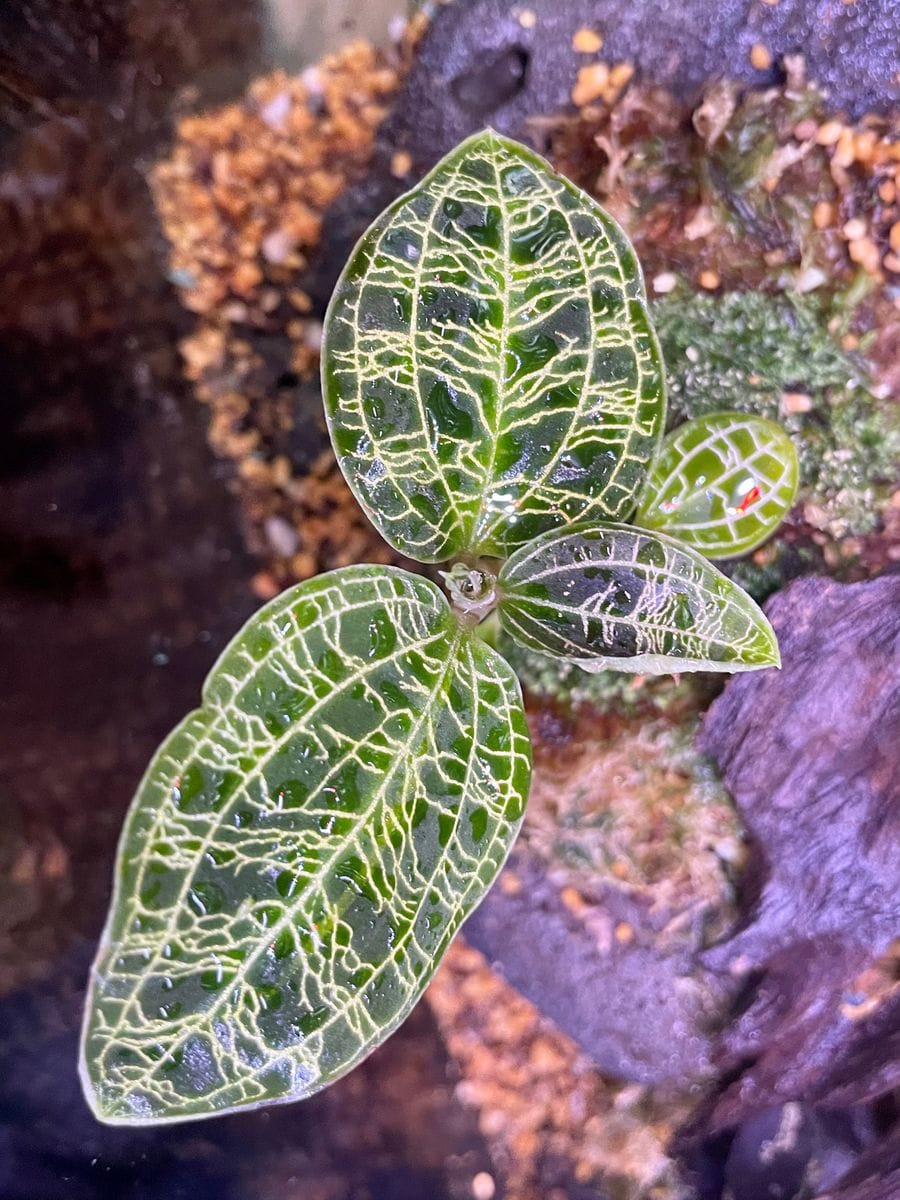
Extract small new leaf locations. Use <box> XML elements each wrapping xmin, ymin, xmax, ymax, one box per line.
<box><xmin>498</xmin><ymin>524</ymin><xmax>779</xmax><ymax>673</ymax></box>
<box><xmin>322</xmin><ymin>129</ymin><xmax>665</xmax><ymax>563</ymax></box>
<box><xmin>80</xmin><ymin>566</ymin><xmax>530</xmax><ymax>1124</ymax></box>
<box><xmin>635</xmin><ymin>412</ymin><xmax>799</xmax><ymax>558</ymax></box>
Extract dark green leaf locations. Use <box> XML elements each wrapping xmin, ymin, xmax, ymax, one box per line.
<box><xmin>498</xmin><ymin>524</ymin><xmax>779</xmax><ymax>673</ymax></box>
<box><xmin>80</xmin><ymin>566</ymin><xmax>530</xmax><ymax>1124</ymax></box>
<box><xmin>322</xmin><ymin>129</ymin><xmax>665</xmax><ymax>562</ymax></box>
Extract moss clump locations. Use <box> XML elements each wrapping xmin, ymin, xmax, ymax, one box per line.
<box><xmin>509</xmin><ymin>290</ymin><xmax>897</xmax><ymax>708</ymax></box>
<box><xmin>525</xmin><ymin>714</ymin><xmax>743</xmax><ymax>939</ymax></box>
<box><xmin>653</xmin><ymin>290</ymin><xmax>898</xmax><ymax>542</ymax></box>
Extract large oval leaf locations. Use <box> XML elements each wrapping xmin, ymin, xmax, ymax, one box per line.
<box><xmin>80</xmin><ymin>566</ymin><xmax>530</xmax><ymax>1124</ymax></box>
<box><xmin>498</xmin><ymin>524</ymin><xmax>779</xmax><ymax>674</ymax></box>
<box><xmin>635</xmin><ymin>412</ymin><xmax>799</xmax><ymax>558</ymax></box>
<box><xmin>322</xmin><ymin>129</ymin><xmax>665</xmax><ymax>563</ymax></box>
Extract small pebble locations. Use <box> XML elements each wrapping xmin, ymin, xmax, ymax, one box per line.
<box><xmin>816</xmin><ymin>119</ymin><xmax>844</xmax><ymax>146</ymax></box>
<box><xmin>560</xmin><ymin>885</ymin><xmax>587</xmax><ymax>914</ymax></box>
<box><xmin>833</xmin><ymin>129</ymin><xmax>856</xmax><ymax>168</ymax></box>
<box><xmin>852</xmin><ymin>130</ymin><xmax>879</xmax><ymax>163</ymax></box>
<box><xmin>261</xmin><ymin>228</ymin><xmax>294</xmax><ymax>264</ymax></box>
<box><xmin>232</xmin><ymin>260</ymin><xmax>263</xmax><ymax>296</ymax></box>
<box><xmin>614</xmin><ymin>922</ymin><xmax>634</xmax><ymax>945</ymax></box>
<box><xmin>300</xmin><ymin>66</ymin><xmax>323</xmax><ymax>97</ymax></box>
<box><xmin>390</xmin><ymin>150</ymin><xmax>413</xmax><ymax>178</ymax></box>
<box><xmin>265</xmin><ymin>515</ymin><xmax>299</xmax><ymax>557</ymax></box>
<box><xmin>252</xmin><ymin>571</ymin><xmax>280</xmax><ymax>600</ymax></box>
<box><xmin>794</xmin><ymin>266</ymin><xmax>827</xmax><ymax>293</ymax></box>
<box><xmin>472</xmin><ymin>1173</ymin><xmax>496</xmax><ymax>1200</ymax></box>
<box><xmin>258</xmin><ymin>90</ymin><xmax>291</xmax><ymax>130</ymax></box>
<box><xmin>781</xmin><ymin>391</ymin><xmax>813</xmax><ymax>413</ymax></box>
<box><xmin>291</xmin><ymin>551</ymin><xmax>317</xmax><ymax>579</ymax></box>
<box><xmin>699</xmin><ymin>269</ymin><xmax>720</xmax><ymax>290</ymax></box>
<box><xmin>499</xmin><ymin>871</ymin><xmax>523</xmax><ymax>896</ymax></box>
<box><xmin>812</xmin><ymin>200</ymin><xmax>835</xmax><ymax>229</ymax></box>
<box><xmin>304</xmin><ymin>320</ymin><xmax>324</xmax><ymax>352</ymax></box>
<box><xmin>793</xmin><ymin>118</ymin><xmax>818</xmax><ymax>141</ymax></box>
<box><xmin>607</xmin><ymin>62</ymin><xmax>634</xmax><ymax>95</ymax></box>
<box><xmin>750</xmin><ymin>43</ymin><xmax>772</xmax><ymax>71</ymax></box>
<box><xmin>848</xmin><ymin>237</ymin><xmax>881</xmax><ymax>274</ymax></box>
<box><xmin>889</xmin><ymin>222</ymin><xmax>900</xmax><ymax>253</ymax></box>
<box><xmin>572</xmin><ymin>28</ymin><xmax>603</xmax><ymax>54</ymax></box>
<box><xmin>842</xmin><ymin>216</ymin><xmax>867</xmax><ymax>240</ymax></box>
<box><xmin>684</xmin><ymin>205</ymin><xmax>716</xmax><ymax>240</ymax></box>
<box><xmin>652</xmin><ymin>271</ymin><xmax>678</xmax><ymax>294</ymax></box>
<box><xmin>517</xmin><ymin>7</ymin><xmax>536</xmax><ymax>28</ymax></box>
<box><xmin>572</xmin><ymin>63</ymin><xmax>609</xmax><ymax>107</ymax></box>
<box><xmin>289</xmin><ymin>289</ymin><xmax>312</xmax><ymax>312</ymax></box>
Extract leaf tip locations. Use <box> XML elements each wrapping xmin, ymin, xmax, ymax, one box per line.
<box><xmin>750</xmin><ymin>616</ymin><xmax>781</xmax><ymax>671</ymax></box>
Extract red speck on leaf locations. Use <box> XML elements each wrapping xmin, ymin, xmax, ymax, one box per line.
<box><xmin>738</xmin><ymin>485</ymin><xmax>761</xmax><ymax>513</ymax></box>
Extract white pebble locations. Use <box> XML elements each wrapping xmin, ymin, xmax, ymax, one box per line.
<box><xmin>794</xmin><ymin>266</ymin><xmax>827</xmax><ymax>293</ymax></box>
<box><xmin>259</xmin><ymin>91</ymin><xmax>291</xmax><ymax>131</ymax></box>
<box><xmin>301</xmin><ymin>66</ymin><xmax>324</xmax><ymax>97</ymax></box>
<box><xmin>265</xmin><ymin>516</ymin><xmax>299</xmax><ymax>558</ymax></box>
<box><xmin>262</xmin><ymin>229</ymin><xmax>295</xmax><ymax>264</ymax></box>
<box><xmin>472</xmin><ymin>1173</ymin><xmax>495</xmax><ymax>1200</ymax></box>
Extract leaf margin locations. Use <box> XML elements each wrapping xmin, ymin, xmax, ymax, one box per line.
<box><xmin>321</xmin><ymin>127</ymin><xmax>667</xmax><ymax>564</ymax></box>
<box><xmin>497</xmin><ymin>521</ymin><xmax>780</xmax><ymax>675</ymax></box>
<box><xmin>635</xmin><ymin>410</ymin><xmax>799</xmax><ymax>558</ymax></box>
<box><xmin>79</xmin><ymin>564</ymin><xmax>532</xmax><ymax>1125</ymax></box>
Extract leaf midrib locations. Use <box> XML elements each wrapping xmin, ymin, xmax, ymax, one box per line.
<box><xmin>104</xmin><ymin>591</ymin><xmax>449</xmax><ymax>1039</ymax></box>
<box><xmin>102</xmin><ymin>619</ymin><xmax>469</xmax><ymax>1104</ymax></box>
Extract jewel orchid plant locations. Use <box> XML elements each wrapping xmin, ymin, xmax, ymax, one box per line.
<box><xmin>80</xmin><ymin>131</ymin><xmax>798</xmax><ymax>1124</ymax></box>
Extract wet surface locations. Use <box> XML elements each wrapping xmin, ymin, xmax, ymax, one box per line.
<box><xmin>3</xmin><ymin>2</ymin><xmax>899</xmax><ymax>1197</ymax></box>
<box><xmin>0</xmin><ymin>2</ymin><xmax>495</xmax><ymax>1195</ymax></box>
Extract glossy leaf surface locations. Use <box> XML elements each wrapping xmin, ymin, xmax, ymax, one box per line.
<box><xmin>636</xmin><ymin>412</ymin><xmax>799</xmax><ymax>558</ymax></box>
<box><xmin>81</xmin><ymin>566</ymin><xmax>531</xmax><ymax>1124</ymax></box>
<box><xmin>499</xmin><ymin>524</ymin><xmax>779</xmax><ymax>674</ymax></box>
<box><xmin>322</xmin><ymin>129</ymin><xmax>665</xmax><ymax>562</ymax></box>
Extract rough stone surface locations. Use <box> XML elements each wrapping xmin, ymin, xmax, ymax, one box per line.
<box><xmin>702</xmin><ymin>573</ymin><xmax>899</xmax><ymax>981</ymax></box>
<box><xmin>385</xmin><ymin>0</ymin><xmax>900</xmax><ymax>171</ymax></box>
<box><xmin>310</xmin><ymin>0</ymin><xmax>900</xmax><ymax>308</ymax></box>
<box><xmin>676</xmin><ymin>574</ymin><xmax>900</xmax><ymax>1196</ymax></box>
<box><xmin>464</xmin><ymin>852</ymin><xmax>724</xmax><ymax>1085</ymax></box>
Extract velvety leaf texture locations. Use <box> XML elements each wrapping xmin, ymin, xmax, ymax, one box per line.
<box><xmin>498</xmin><ymin>524</ymin><xmax>779</xmax><ymax>674</ymax></box>
<box><xmin>636</xmin><ymin>412</ymin><xmax>799</xmax><ymax>558</ymax></box>
<box><xmin>80</xmin><ymin>566</ymin><xmax>531</xmax><ymax>1124</ymax></box>
<box><xmin>322</xmin><ymin>129</ymin><xmax>665</xmax><ymax>563</ymax></box>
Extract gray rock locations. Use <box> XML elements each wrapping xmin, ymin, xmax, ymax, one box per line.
<box><xmin>464</xmin><ymin>852</ymin><xmax>724</xmax><ymax>1084</ymax></box>
<box><xmin>386</xmin><ymin>0</ymin><xmax>900</xmax><ymax>170</ymax></box>
<box><xmin>701</xmin><ymin>573</ymin><xmax>900</xmax><ymax>980</ymax></box>
<box><xmin>674</xmin><ymin>574</ymin><xmax>900</xmax><ymax>1195</ymax></box>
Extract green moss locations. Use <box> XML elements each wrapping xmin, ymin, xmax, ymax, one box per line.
<box><xmin>509</xmin><ymin>290</ymin><xmax>897</xmax><ymax>708</ymax></box>
<box><xmin>652</xmin><ymin>290</ymin><xmax>898</xmax><ymax>543</ymax></box>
